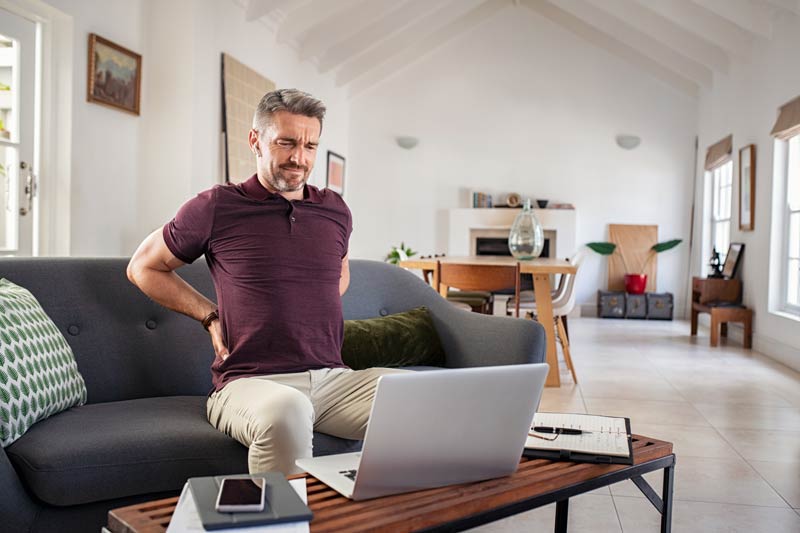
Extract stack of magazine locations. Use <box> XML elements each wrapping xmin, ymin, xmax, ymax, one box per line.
<box><xmin>167</xmin><ymin>473</ymin><xmax>312</xmax><ymax>532</ymax></box>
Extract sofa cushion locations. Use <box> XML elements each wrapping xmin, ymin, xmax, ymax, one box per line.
<box><xmin>0</xmin><ymin>279</ymin><xmax>87</xmax><ymax>447</ymax></box>
<box><xmin>341</xmin><ymin>306</ymin><xmax>446</xmax><ymax>370</ymax></box>
<box><xmin>5</xmin><ymin>396</ymin><xmax>248</xmax><ymax>506</ymax></box>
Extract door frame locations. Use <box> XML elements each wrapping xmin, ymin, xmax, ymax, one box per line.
<box><xmin>0</xmin><ymin>0</ymin><xmax>72</xmax><ymax>256</ymax></box>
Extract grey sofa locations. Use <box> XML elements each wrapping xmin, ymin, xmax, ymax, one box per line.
<box><xmin>0</xmin><ymin>258</ymin><xmax>545</xmax><ymax>532</ymax></box>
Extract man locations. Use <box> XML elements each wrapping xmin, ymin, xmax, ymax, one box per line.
<box><xmin>127</xmin><ymin>89</ymin><xmax>402</xmax><ymax>476</ymax></box>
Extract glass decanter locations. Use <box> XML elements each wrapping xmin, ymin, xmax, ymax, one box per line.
<box><xmin>508</xmin><ymin>198</ymin><xmax>544</xmax><ymax>259</ymax></box>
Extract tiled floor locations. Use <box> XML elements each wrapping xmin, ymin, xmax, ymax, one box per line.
<box><xmin>469</xmin><ymin>317</ymin><xmax>800</xmax><ymax>532</ymax></box>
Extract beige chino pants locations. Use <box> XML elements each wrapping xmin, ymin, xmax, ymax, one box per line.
<box><xmin>206</xmin><ymin>367</ymin><xmax>410</xmax><ymax>476</ymax></box>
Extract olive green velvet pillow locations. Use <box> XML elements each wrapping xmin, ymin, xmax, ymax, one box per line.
<box><xmin>341</xmin><ymin>307</ymin><xmax>446</xmax><ymax>370</ymax></box>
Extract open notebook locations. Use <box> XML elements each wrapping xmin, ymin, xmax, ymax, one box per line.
<box><xmin>524</xmin><ymin>412</ymin><xmax>633</xmax><ymax>465</ymax></box>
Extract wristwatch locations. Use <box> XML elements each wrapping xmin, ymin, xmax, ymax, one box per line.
<box><xmin>201</xmin><ymin>309</ymin><xmax>219</xmax><ymax>331</ymax></box>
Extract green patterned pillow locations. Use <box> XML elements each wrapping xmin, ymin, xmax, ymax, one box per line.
<box><xmin>0</xmin><ymin>279</ymin><xmax>87</xmax><ymax>447</ymax></box>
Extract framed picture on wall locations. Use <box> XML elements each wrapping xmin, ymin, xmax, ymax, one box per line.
<box><xmin>87</xmin><ymin>33</ymin><xmax>142</xmax><ymax>115</ymax></box>
<box><xmin>739</xmin><ymin>144</ymin><xmax>756</xmax><ymax>231</ymax></box>
<box><xmin>326</xmin><ymin>151</ymin><xmax>345</xmax><ymax>195</ymax></box>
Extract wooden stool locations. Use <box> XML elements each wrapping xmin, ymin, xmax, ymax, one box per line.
<box><xmin>691</xmin><ymin>302</ymin><xmax>753</xmax><ymax>348</ymax></box>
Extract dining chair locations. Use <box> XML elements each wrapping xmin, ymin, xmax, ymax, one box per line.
<box><xmin>505</xmin><ymin>251</ymin><xmax>585</xmax><ymax>383</ymax></box>
<box><xmin>438</xmin><ymin>262</ymin><xmax>521</xmax><ymax>318</ymax></box>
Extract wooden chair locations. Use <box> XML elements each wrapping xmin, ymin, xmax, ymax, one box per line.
<box><xmin>437</xmin><ymin>262</ymin><xmax>521</xmax><ymax>317</ymax></box>
<box><xmin>422</xmin><ymin>266</ymin><xmax>492</xmax><ymax>313</ymax></box>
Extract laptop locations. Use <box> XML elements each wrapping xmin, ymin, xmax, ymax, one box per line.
<box><xmin>296</xmin><ymin>364</ymin><xmax>548</xmax><ymax>501</ymax></box>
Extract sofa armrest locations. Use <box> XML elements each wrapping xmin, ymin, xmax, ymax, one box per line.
<box><xmin>430</xmin><ymin>309</ymin><xmax>547</xmax><ymax>368</ymax></box>
<box><xmin>0</xmin><ymin>446</ymin><xmax>39</xmax><ymax>531</ymax></box>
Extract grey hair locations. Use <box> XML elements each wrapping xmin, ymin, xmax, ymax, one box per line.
<box><xmin>252</xmin><ymin>88</ymin><xmax>326</xmax><ymax>133</ymax></box>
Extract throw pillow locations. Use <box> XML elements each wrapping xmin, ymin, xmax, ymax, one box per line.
<box><xmin>342</xmin><ymin>306</ymin><xmax>446</xmax><ymax>370</ymax></box>
<box><xmin>0</xmin><ymin>279</ymin><xmax>87</xmax><ymax>447</ymax></box>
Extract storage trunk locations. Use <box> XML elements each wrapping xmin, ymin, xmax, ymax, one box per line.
<box><xmin>646</xmin><ymin>292</ymin><xmax>674</xmax><ymax>320</ymax></box>
<box><xmin>625</xmin><ymin>293</ymin><xmax>647</xmax><ymax>319</ymax></box>
<box><xmin>598</xmin><ymin>291</ymin><xmax>626</xmax><ymax>318</ymax></box>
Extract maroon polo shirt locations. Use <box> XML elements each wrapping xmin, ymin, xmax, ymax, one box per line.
<box><xmin>163</xmin><ymin>174</ymin><xmax>352</xmax><ymax>392</ymax></box>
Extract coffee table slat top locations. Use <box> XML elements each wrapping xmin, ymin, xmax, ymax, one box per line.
<box><xmin>108</xmin><ymin>435</ymin><xmax>672</xmax><ymax>533</ymax></box>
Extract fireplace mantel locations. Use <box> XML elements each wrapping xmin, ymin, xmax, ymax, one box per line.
<box><xmin>448</xmin><ymin>208</ymin><xmax>577</xmax><ymax>259</ymax></box>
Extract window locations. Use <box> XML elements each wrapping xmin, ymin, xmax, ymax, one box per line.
<box><xmin>710</xmin><ymin>160</ymin><xmax>733</xmax><ymax>265</ymax></box>
<box><xmin>785</xmin><ymin>135</ymin><xmax>800</xmax><ymax>309</ymax></box>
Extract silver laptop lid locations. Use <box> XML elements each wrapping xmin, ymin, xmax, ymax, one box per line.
<box><xmin>352</xmin><ymin>364</ymin><xmax>548</xmax><ymax>500</ymax></box>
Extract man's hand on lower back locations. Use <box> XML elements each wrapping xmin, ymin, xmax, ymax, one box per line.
<box><xmin>208</xmin><ymin>320</ymin><xmax>230</xmax><ymax>360</ymax></box>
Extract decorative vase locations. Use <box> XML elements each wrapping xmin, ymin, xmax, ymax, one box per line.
<box><xmin>624</xmin><ymin>274</ymin><xmax>647</xmax><ymax>294</ymax></box>
<box><xmin>508</xmin><ymin>199</ymin><xmax>544</xmax><ymax>260</ymax></box>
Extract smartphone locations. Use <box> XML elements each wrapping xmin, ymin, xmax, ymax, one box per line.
<box><xmin>215</xmin><ymin>477</ymin><xmax>266</xmax><ymax>513</ymax></box>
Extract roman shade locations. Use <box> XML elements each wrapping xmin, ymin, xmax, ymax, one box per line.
<box><xmin>770</xmin><ymin>95</ymin><xmax>800</xmax><ymax>140</ymax></box>
<box><xmin>704</xmin><ymin>135</ymin><xmax>732</xmax><ymax>171</ymax></box>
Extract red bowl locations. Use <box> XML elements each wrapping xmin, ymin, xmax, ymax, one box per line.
<box><xmin>624</xmin><ymin>274</ymin><xmax>648</xmax><ymax>294</ymax></box>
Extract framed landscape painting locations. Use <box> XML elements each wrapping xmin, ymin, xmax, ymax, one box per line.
<box><xmin>87</xmin><ymin>33</ymin><xmax>142</xmax><ymax>115</ymax></box>
<box><xmin>326</xmin><ymin>151</ymin><xmax>345</xmax><ymax>195</ymax></box>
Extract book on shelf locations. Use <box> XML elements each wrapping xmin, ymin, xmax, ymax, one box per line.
<box><xmin>524</xmin><ymin>412</ymin><xmax>633</xmax><ymax>465</ymax></box>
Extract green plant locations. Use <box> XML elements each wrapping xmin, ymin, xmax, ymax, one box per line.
<box><xmin>385</xmin><ymin>242</ymin><xmax>417</xmax><ymax>265</ymax></box>
<box><xmin>586</xmin><ymin>239</ymin><xmax>682</xmax><ymax>274</ymax></box>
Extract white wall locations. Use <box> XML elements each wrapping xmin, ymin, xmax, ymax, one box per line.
<box><xmin>43</xmin><ymin>0</ymin><xmax>144</xmax><ymax>256</ymax></box>
<box><xmin>43</xmin><ymin>0</ymin><xmax>350</xmax><ymax>255</ymax></box>
<box><xmin>134</xmin><ymin>0</ymin><xmax>350</xmax><ymax>253</ymax></box>
<box><xmin>694</xmin><ymin>13</ymin><xmax>800</xmax><ymax>371</ymax></box>
<box><xmin>347</xmin><ymin>6</ymin><xmax>697</xmax><ymax>312</ymax></box>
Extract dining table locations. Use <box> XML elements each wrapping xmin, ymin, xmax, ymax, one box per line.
<box><xmin>399</xmin><ymin>256</ymin><xmax>577</xmax><ymax>387</ymax></box>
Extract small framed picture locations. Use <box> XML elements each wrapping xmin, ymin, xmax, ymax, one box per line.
<box><xmin>738</xmin><ymin>144</ymin><xmax>755</xmax><ymax>231</ymax></box>
<box><xmin>722</xmin><ymin>242</ymin><xmax>745</xmax><ymax>279</ymax></box>
<box><xmin>326</xmin><ymin>151</ymin><xmax>345</xmax><ymax>195</ymax></box>
<box><xmin>87</xmin><ymin>33</ymin><xmax>142</xmax><ymax>115</ymax></box>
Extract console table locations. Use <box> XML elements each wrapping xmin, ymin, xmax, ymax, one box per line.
<box><xmin>108</xmin><ymin>435</ymin><xmax>675</xmax><ymax>533</ymax></box>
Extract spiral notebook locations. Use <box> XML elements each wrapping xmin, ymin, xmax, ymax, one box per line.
<box><xmin>523</xmin><ymin>412</ymin><xmax>633</xmax><ymax>465</ymax></box>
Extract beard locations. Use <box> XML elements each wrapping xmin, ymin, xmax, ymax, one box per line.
<box><xmin>264</xmin><ymin>163</ymin><xmax>310</xmax><ymax>192</ymax></box>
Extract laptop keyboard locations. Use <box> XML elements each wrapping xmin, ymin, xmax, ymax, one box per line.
<box><xmin>338</xmin><ymin>469</ymin><xmax>358</xmax><ymax>481</ymax></box>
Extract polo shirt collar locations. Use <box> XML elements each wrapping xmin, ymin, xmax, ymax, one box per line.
<box><xmin>241</xmin><ymin>174</ymin><xmax>322</xmax><ymax>203</ymax></box>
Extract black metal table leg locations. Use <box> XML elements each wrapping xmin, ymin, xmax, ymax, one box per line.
<box><xmin>555</xmin><ymin>499</ymin><xmax>569</xmax><ymax>532</ymax></box>
<box><xmin>661</xmin><ymin>464</ymin><xmax>675</xmax><ymax>533</ymax></box>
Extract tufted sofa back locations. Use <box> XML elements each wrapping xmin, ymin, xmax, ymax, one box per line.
<box><xmin>0</xmin><ymin>258</ymin><xmax>452</xmax><ymax>403</ymax></box>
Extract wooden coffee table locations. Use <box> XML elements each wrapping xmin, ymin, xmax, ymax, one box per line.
<box><xmin>108</xmin><ymin>435</ymin><xmax>675</xmax><ymax>533</ymax></box>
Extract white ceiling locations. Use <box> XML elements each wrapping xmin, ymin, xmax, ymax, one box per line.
<box><xmin>238</xmin><ymin>0</ymin><xmax>800</xmax><ymax>98</ymax></box>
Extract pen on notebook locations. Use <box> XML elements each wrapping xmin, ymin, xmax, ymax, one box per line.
<box><xmin>531</xmin><ymin>426</ymin><xmax>590</xmax><ymax>435</ymax></box>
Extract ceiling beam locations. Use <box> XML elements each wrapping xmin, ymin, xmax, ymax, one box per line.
<box><xmin>318</xmin><ymin>0</ymin><xmax>444</xmax><ymax>74</ymax></box>
<box><xmin>634</xmin><ymin>0</ymin><xmax>754</xmax><ymax>59</ymax></box>
<box><xmin>585</xmin><ymin>0</ymin><xmax>729</xmax><ymax>73</ymax></box>
<box><xmin>691</xmin><ymin>0</ymin><xmax>773</xmax><ymax>39</ymax></box>
<box><xmin>243</xmin><ymin>0</ymin><xmax>295</xmax><ymax>22</ymax></box>
<box><xmin>347</xmin><ymin>0</ymin><xmax>507</xmax><ymax>97</ymax></box>
<box><xmin>758</xmin><ymin>0</ymin><xmax>800</xmax><ymax>16</ymax></box>
<box><xmin>299</xmin><ymin>0</ymin><xmax>400</xmax><ymax>63</ymax></box>
<box><xmin>548</xmin><ymin>0</ymin><xmax>712</xmax><ymax>87</ymax></box>
<box><xmin>276</xmin><ymin>0</ymin><xmax>364</xmax><ymax>48</ymax></box>
<box><xmin>522</xmin><ymin>0</ymin><xmax>698</xmax><ymax>97</ymax></box>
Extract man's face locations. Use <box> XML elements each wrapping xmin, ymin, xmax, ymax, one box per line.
<box><xmin>251</xmin><ymin>111</ymin><xmax>320</xmax><ymax>193</ymax></box>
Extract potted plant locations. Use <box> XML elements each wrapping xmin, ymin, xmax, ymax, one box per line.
<box><xmin>385</xmin><ymin>242</ymin><xmax>417</xmax><ymax>265</ymax></box>
<box><xmin>587</xmin><ymin>239</ymin><xmax>682</xmax><ymax>294</ymax></box>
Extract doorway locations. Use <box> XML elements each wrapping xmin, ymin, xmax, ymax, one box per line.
<box><xmin>0</xmin><ymin>7</ymin><xmax>36</xmax><ymax>256</ymax></box>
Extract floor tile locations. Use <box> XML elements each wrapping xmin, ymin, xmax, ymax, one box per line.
<box><xmin>583</xmin><ymin>398</ymin><xmax>710</xmax><ymax>427</ymax></box>
<box><xmin>715</xmin><ymin>428</ymin><xmax>800</xmax><ymax>462</ymax></box>
<box><xmin>748</xmin><ymin>461</ymin><xmax>800</xmax><ymax>508</ymax></box>
<box><xmin>609</xmin><ymin>456</ymin><xmax>787</xmax><ymax>507</ymax></box>
<box><xmin>631</xmin><ymin>423</ymin><xmax>737</xmax><ymax>458</ymax></box>
<box><xmin>693</xmin><ymin>403</ymin><xmax>800</xmax><ymax>431</ymax></box>
<box><xmin>614</xmin><ymin>496</ymin><xmax>800</xmax><ymax>532</ymax></box>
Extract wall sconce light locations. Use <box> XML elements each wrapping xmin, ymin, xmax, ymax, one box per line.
<box><xmin>395</xmin><ymin>136</ymin><xmax>419</xmax><ymax>150</ymax></box>
<box><xmin>615</xmin><ymin>134</ymin><xmax>641</xmax><ymax>150</ymax></box>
